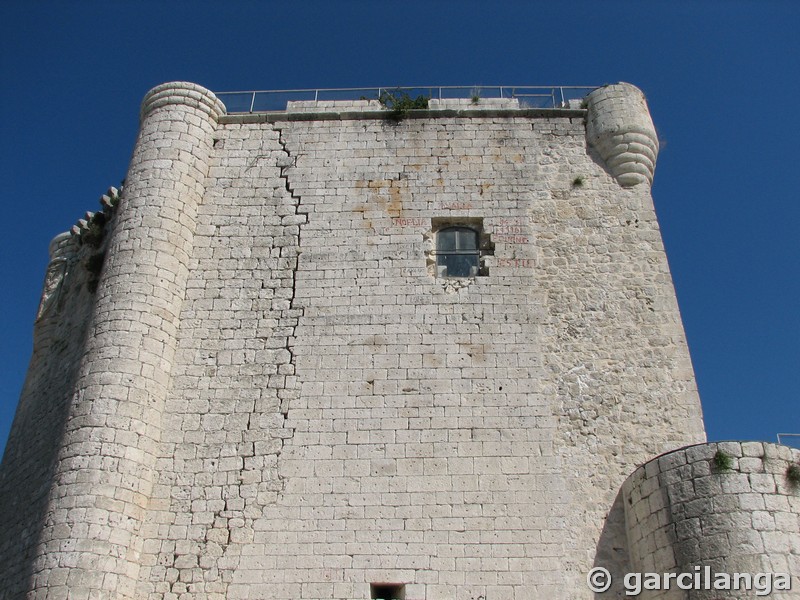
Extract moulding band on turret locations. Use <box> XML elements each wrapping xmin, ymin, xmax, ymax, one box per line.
<box><xmin>140</xmin><ymin>81</ymin><xmax>227</xmax><ymax>122</ymax></box>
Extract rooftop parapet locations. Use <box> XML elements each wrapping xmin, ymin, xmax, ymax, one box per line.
<box><xmin>216</xmin><ymin>85</ymin><xmax>596</xmax><ymax>114</ymax></box>
<box><xmin>216</xmin><ymin>82</ymin><xmax>660</xmax><ymax>187</ymax></box>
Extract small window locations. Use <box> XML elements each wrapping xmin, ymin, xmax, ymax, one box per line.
<box><xmin>371</xmin><ymin>583</ymin><xmax>405</xmax><ymax>600</ymax></box>
<box><xmin>436</xmin><ymin>226</ymin><xmax>480</xmax><ymax>277</ymax></box>
<box><xmin>425</xmin><ymin>218</ymin><xmax>494</xmax><ymax>282</ymax></box>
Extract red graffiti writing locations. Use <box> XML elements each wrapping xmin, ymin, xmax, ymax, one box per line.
<box><xmin>494</xmin><ymin>234</ymin><xmax>530</xmax><ymax>244</ymax></box>
<box><xmin>494</xmin><ymin>225</ymin><xmax>526</xmax><ymax>234</ymax></box>
<box><xmin>391</xmin><ymin>217</ymin><xmax>427</xmax><ymax>227</ymax></box>
<box><xmin>495</xmin><ymin>258</ymin><xmax>533</xmax><ymax>268</ymax></box>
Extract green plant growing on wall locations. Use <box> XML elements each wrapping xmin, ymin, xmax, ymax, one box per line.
<box><xmin>470</xmin><ymin>88</ymin><xmax>481</xmax><ymax>105</ymax></box>
<box><xmin>712</xmin><ymin>450</ymin><xmax>734</xmax><ymax>472</ymax></box>
<box><xmin>81</xmin><ymin>212</ymin><xmax>107</xmax><ymax>249</ymax></box>
<box><xmin>378</xmin><ymin>89</ymin><xmax>429</xmax><ymax>122</ymax></box>
<box><xmin>572</xmin><ymin>176</ymin><xmax>585</xmax><ymax>188</ymax></box>
<box><xmin>786</xmin><ymin>463</ymin><xmax>800</xmax><ymax>487</ymax></box>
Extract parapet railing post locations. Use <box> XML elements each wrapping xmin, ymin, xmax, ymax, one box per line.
<box><xmin>559</xmin><ymin>87</ymin><xmax>565</xmax><ymax>108</ymax></box>
<box><xmin>249</xmin><ymin>91</ymin><xmax>256</xmax><ymax>113</ymax></box>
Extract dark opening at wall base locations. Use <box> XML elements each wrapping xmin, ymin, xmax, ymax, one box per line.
<box><xmin>370</xmin><ymin>583</ymin><xmax>406</xmax><ymax>599</ymax></box>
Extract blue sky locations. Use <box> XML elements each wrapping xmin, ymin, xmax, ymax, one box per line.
<box><xmin>1</xmin><ymin>1</ymin><xmax>798</xmax><ymax>455</ymax></box>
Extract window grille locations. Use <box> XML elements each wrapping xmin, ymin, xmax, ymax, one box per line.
<box><xmin>436</xmin><ymin>226</ymin><xmax>480</xmax><ymax>278</ymax></box>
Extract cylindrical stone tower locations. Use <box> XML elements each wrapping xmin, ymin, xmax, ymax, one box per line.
<box><xmin>623</xmin><ymin>442</ymin><xmax>800</xmax><ymax>599</ymax></box>
<box><xmin>585</xmin><ymin>82</ymin><xmax>659</xmax><ymax>187</ymax></box>
<box><xmin>29</xmin><ymin>82</ymin><xmax>225</xmax><ymax>598</ymax></box>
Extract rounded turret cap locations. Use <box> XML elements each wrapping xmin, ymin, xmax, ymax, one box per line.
<box><xmin>140</xmin><ymin>81</ymin><xmax>226</xmax><ymax>122</ymax></box>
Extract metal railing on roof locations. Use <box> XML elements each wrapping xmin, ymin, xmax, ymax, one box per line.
<box><xmin>215</xmin><ymin>85</ymin><xmax>596</xmax><ymax>114</ymax></box>
<box><xmin>777</xmin><ymin>433</ymin><xmax>800</xmax><ymax>449</ymax></box>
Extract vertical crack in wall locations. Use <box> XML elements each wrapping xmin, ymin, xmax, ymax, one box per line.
<box><xmin>272</xmin><ymin>122</ymin><xmax>306</xmax><ymax>469</ymax></box>
<box><xmin>211</xmin><ymin>126</ymin><xmax>308</xmax><ymax>594</ymax></box>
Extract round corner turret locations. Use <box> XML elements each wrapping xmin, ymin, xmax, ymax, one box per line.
<box><xmin>34</xmin><ymin>232</ymin><xmax>78</xmax><ymax>322</ymax></box>
<box><xmin>28</xmin><ymin>79</ymin><xmax>227</xmax><ymax>598</ymax></box>
<box><xmin>622</xmin><ymin>441</ymin><xmax>799</xmax><ymax>599</ymax></box>
<box><xmin>48</xmin><ymin>231</ymin><xmax>75</xmax><ymax>260</ymax></box>
<box><xmin>585</xmin><ymin>82</ymin><xmax>659</xmax><ymax>187</ymax></box>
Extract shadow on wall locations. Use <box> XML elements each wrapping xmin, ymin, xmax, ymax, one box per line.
<box><xmin>593</xmin><ymin>490</ymin><xmax>632</xmax><ymax>598</ymax></box>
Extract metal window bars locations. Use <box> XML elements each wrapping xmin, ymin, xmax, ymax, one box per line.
<box><xmin>215</xmin><ymin>85</ymin><xmax>597</xmax><ymax>114</ymax></box>
<box><xmin>435</xmin><ymin>227</ymin><xmax>482</xmax><ymax>278</ymax></box>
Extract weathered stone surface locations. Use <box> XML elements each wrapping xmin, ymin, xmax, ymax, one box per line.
<box><xmin>0</xmin><ymin>81</ymin><xmax>734</xmax><ymax>599</ymax></box>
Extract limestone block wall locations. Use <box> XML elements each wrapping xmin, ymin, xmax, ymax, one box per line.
<box><xmin>131</xmin><ymin>85</ymin><xmax>703</xmax><ymax>600</ymax></box>
<box><xmin>1</xmin><ymin>82</ymin><xmax>709</xmax><ymax>600</ymax></box>
<box><xmin>623</xmin><ymin>442</ymin><xmax>800</xmax><ymax>599</ymax></box>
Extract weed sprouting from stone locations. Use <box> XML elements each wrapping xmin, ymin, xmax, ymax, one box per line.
<box><xmin>378</xmin><ymin>90</ymin><xmax>429</xmax><ymax>122</ymax></box>
<box><xmin>786</xmin><ymin>463</ymin><xmax>800</xmax><ymax>487</ymax></box>
<box><xmin>713</xmin><ymin>450</ymin><xmax>733</xmax><ymax>472</ymax></box>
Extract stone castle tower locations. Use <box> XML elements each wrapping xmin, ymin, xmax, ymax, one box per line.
<box><xmin>1</xmin><ymin>82</ymin><xmax>797</xmax><ymax>599</ymax></box>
